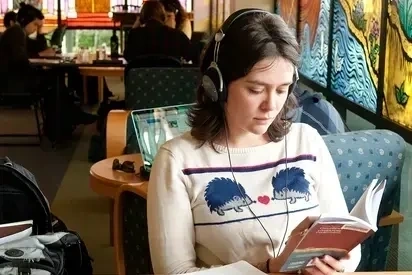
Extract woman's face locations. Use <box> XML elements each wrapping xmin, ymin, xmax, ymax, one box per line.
<box><xmin>24</xmin><ymin>19</ymin><xmax>41</xmax><ymax>35</ymax></box>
<box><xmin>224</xmin><ymin>57</ymin><xmax>295</xmax><ymax>145</ymax></box>
<box><xmin>165</xmin><ymin>11</ymin><xmax>176</xmax><ymax>28</ymax></box>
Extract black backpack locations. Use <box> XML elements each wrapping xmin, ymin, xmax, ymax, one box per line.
<box><xmin>0</xmin><ymin>156</ymin><xmax>93</xmax><ymax>274</ymax></box>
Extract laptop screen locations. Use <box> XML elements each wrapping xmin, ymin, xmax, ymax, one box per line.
<box><xmin>131</xmin><ymin>103</ymin><xmax>194</xmax><ymax>173</ymax></box>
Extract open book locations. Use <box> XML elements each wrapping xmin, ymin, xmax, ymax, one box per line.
<box><xmin>0</xmin><ymin>220</ymin><xmax>33</xmax><ymax>246</ymax></box>
<box><xmin>280</xmin><ymin>179</ymin><xmax>386</xmax><ymax>272</ymax></box>
<box><xmin>185</xmin><ymin>261</ymin><xmax>266</xmax><ymax>275</ymax></box>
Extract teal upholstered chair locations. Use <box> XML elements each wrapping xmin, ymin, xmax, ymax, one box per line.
<box><xmin>322</xmin><ymin>130</ymin><xmax>405</xmax><ymax>270</ymax></box>
<box><xmin>123</xmin><ymin>67</ymin><xmax>200</xmax><ymax>155</ymax></box>
<box><xmin>111</xmin><ymin>124</ymin><xmax>405</xmax><ymax>274</ymax></box>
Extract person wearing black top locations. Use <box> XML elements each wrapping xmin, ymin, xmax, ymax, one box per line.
<box><xmin>0</xmin><ymin>11</ymin><xmax>17</xmax><ymax>40</ymax></box>
<box><xmin>15</xmin><ymin>3</ymin><xmax>56</xmax><ymax>58</ymax></box>
<box><xmin>12</xmin><ymin>3</ymin><xmax>98</xmax><ymax>130</ymax></box>
<box><xmin>0</xmin><ymin>24</ymin><xmax>34</xmax><ymax>94</ymax></box>
<box><xmin>124</xmin><ymin>0</ymin><xmax>192</xmax><ymax>62</ymax></box>
<box><xmin>3</xmin><ymin>11</ymin><xmax>17</xmax><ymax>29</ymax></box>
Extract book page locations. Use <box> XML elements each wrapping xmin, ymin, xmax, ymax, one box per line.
<box><xmin>185</xmin><ymin>261</ymin><xmax>266</xmax><ymax>275</ymax></box>
<box><xmin>370</xmin><ymin>180</ymin><xmax>386</xmax><ymax>225</ymax></box>
<box><xmin>350</xmin><ymin>179</ymin><xmax>386</xmax><ymax>231</ymax></box>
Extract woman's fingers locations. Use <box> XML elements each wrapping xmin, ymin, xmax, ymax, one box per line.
<box><xmin>321</xmin><ymin>255</ymin><xmax>345</xmax><ymax>273</ymax></box>
<box><xmin>302</xmin><ymin>256</ymin><xmax>344</xmax><ymax>275</ymax></box>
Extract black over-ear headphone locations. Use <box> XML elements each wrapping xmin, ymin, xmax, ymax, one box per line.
<box><xmin>201</xmin><ymin>8</ymin><xmax>299</xmax><ymax>103</ymax></box>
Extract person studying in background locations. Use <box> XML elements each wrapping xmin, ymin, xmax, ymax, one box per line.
<box><xmin>0</xmin><ymin>11</ymin><xmax>17</xmax><ymax>39</ymax></box>
<box><xmin>3</xmin><ymin>11</ymin><xmax>17</xmax><ymax>29</ymax></box>
<box><xmin>0</xmin><ymin>22</ymin><xmax>31</xmax><ymax>76</ymax></box>
<box><xmin>159</xmin><ymin>0</ymin><xmax>192</xmax><ymax>39</ymax></box>
<box><xmin>16</xmin><ymin>3</ymin><xmax>56</xmax><ymax>57</ymax></box>
<box><xmin>147</xmin><ymin>9</ymin><xmax>361</xmax><ymax>275</ymax></box>
<box><xmin>123</xmin><ymin>0</ymin><xmax>191</xmax><ymax>62</ymax></box>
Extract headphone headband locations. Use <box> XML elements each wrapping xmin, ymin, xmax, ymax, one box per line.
<box><xmin>202</xmin><ymin>9</ymin><xmax>299</xmax><ymax>103</ymax></box>
<box><xmin>213</xmin><ymin>9</ymin><xmax>272</xmax><ymax>64</ymax></box>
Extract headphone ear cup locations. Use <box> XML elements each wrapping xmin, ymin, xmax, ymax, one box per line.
<box><xmin>202</xmin><ymin>65</ymin><xmax>223</xmax><ymax>102</ymax></box>
<box><xmin>202</xmin><ymin>73</ymin><xmax>218</xmax><ymax>102</ymax></box>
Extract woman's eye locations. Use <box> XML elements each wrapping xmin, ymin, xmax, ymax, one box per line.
<box><xmin>248</xmin><ymin>88</ymin><xmax>263</xmax><ymax>94</ymax></box>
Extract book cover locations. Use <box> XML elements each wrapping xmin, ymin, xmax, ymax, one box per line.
<box><xmin>280</xmin><ymin>220</ymin><xmax>373</xmax><ymax>272</ymax></box>
<box><xmin>279</xmin><ymin>179</ymin><xmax>386</xmax><ymax>272</ymax></box>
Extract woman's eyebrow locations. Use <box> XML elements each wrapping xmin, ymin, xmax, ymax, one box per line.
<box><xmin>246</xmin><ymin>80</ymin><xmax>293</xmax><ymax>86</ymax></box>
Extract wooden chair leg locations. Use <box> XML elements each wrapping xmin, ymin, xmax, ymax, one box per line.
<box><xmin>110</xmin><ymin>199</ymin><xmax>114</xmax><ymax>246</ymax></box>
<box><xmin>83</xmin><ymin>76</ymin><xmax>88</xmax><ymax>104</ymax></box>
<box><xmin>98</xmin><ymin>76</ymin><xmax>104</xmax><ymax>103</ymax></box>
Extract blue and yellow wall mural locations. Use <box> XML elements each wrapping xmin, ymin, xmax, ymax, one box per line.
<box><xmin>276</xmin><ymin>0</ymin><xmax>412</xmax><ymax>133</ymax></box>
<box><xmin>276</xmin><ymin>0</ymin><xmax>298</xmax><ymax>36</ymax></box>
<box><xmin>331</xmin><ymin>0</ymin><xmax>380</xmax><ymax>112</ymax></box>
<box><xmin>299</xmin><ymin>0</ymin><xmax>330</xmax><ymax>88</ymax></box>
<box><xmin>383</xmin><ymin>0</ymin><xmax>412</xmax><ymax>130</ymax></box>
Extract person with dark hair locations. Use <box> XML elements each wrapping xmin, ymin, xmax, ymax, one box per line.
<box><xmin>17</xmin><ymin>2</ymin><xmax>55</xmax><ymax>57</ymax></box>
<box><xmin>124</xmin><ymin>0</ymin><xmax>191</xmax><ymax>62</ymax></box>
<box><xmin>3</xmin><ymin>11</ymin><xmax>17</xmax><ymax>28</ymax></box>
<box><xmin>146</xmin><ymin>9</ymin><xmax>361</xmax><ymax>275</ymax></box>
<box><xmin>159</xmin><ymin>0</ymin><xmax>192</xmax><ymax>39</ymax></box>
<box><xmin>0</xmin><ymin>23</ymin><xmax>30</xmax><ymax>74</ymax></box>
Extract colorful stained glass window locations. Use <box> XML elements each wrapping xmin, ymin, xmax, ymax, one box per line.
<box><xmin>330</xmin><ymin>0</ymin><xmax>381</xmax><ymax>112</ymax></box>
<box><xmin>299</xmin><ymin>0</ymin><xmax>331</xmax><ymax>88</ymax></box>
<box><xmin>382</xmin><ymin>0</ymin><xmax>412</xmax><ymax>129</ymax></box>
<box><xmin>276</xmin><ymin>0</ymin><xmax>298</xmax><ymax>36</ymax></box>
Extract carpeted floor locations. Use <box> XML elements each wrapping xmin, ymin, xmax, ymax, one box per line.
<box><xmin>0</xmin><ymin>108</ymin><xmax>84</xmax><ymax>202</ymax></box>
<box><xmin>51</xmin><ymin>124</ymin><xmax>115</xmax><ymax>275</ymax></box>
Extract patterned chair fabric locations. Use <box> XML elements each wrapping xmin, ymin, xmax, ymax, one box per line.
<box><xmin>119</xmin><ymin>130</ymin><xmax>405</xmax><ymax>274</ymax></box>
<box><xmin>121</xmin><ymin>192</ymin><xmax>153</xmax><ymax>275</ymax></box>
<box><xmin>124</xmin><ymin>67</ymin><xmax>200</xmax><ymax>154</ymax></box>
<box><xmin>125</xmin><ymin>67</ymin><xmax>200</xmax><ymax>110</ymax></box>
<box><xmin>322</xmin><ymin>130</ymin><xmax>405</xmax><ymax>271</ymax></box>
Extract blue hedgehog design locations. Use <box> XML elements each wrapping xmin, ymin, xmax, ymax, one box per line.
<box><xmin>271</xmin><ymin>167</ymin><xmax>311</xmax><ymax>204</ymax></box>
<box><xmin>204</xmin><ymin>177</ymin><xmax>254</xmax><ymax>216</ymax></box>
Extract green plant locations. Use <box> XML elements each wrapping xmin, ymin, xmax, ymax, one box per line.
<box><xmin>395</xmin><ymin>81</ymin><xmax>410</xmax><ymax>107</ymax></box>
<box><xmin>76</xmin><ymin>30</ymin><xmax>113</xmax><ymax>49</ymax></box>
<box><xmin>368</xmin><ymin>18</ymin><xmax>380</xmax><ymax>67</ymax></box>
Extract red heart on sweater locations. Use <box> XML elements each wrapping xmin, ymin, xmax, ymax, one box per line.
<box><xmin>257</xmin><ymin>195</ymin><xmax>270</xmax><ymax>205</ymax></box>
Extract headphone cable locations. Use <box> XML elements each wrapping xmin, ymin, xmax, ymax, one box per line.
<box><xmin>223</xmin><ymin>117</ymin><xmax>276</xmax><ymax>257</ymax></box>
<box><xmin>276</xmin><ymin>116</ymin><xmax>290</xmax><ymax>258</ymax></box>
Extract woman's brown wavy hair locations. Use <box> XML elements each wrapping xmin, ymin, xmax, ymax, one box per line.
<box><xmin>159</xmin><ymin>0</ymin><xmax>188</xmax><ymax>30</ymax></box>
<box><xmin>188</xmin><ymin>12</ymin><xmax>300</xmax><ymax>148</ymax></box>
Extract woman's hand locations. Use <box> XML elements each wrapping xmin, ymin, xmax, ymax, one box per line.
<box><xmin>267</xmin><ymin>216</ymin><xmax>348</xmax><ymax>274</ymax></box>
<box><xmin>38</xmin><ymin>48</ymin><xmax>56</xmax><ymax>57</ymax></box>
<box><xmin>302</xmin><ymin>255</ymin><xmax>347</xmax><ymax>274</ymax></box>
<box><xmin>132</xmin><ymin>17</ymin><xmax>140</xmax><ymax>28</ymax></box>
<box><xmin>268</xmin><ymin>216</ymin><xmax>319</xmax><ymax>273</ymax></box>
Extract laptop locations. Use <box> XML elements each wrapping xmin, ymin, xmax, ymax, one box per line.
<box><xmin>131</xmin><ymin>103</ymin><xmax>194</xmax><ymax>177</ymax></box>
<box><xmin>50</xmin><ymin>25</ymin><xmax>67</xmax><ymax>48</ymax></box>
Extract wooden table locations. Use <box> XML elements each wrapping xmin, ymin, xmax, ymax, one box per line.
<box><xmin>89</xmin><ymin>154</ymin><xmax>146</xmax><ymax>244</ymax></box>
<box><xmin>78</xmin><ymin>66</ymin><xmax>124</xmax><ymax>104</ymax></box>
<box><xmin>29</xmin><ymin>58</ymin><xmax>125</xmax><ymax>104</ymax></box>
<box><xmin>89</xmin><ymin>154</ymin><xmax>145</xmax><ymax>198</ymax></box>
<box><xmin>270</xmin><ymin>271</ymin><xmax>412</xmax><ymax>275</ymax></box>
